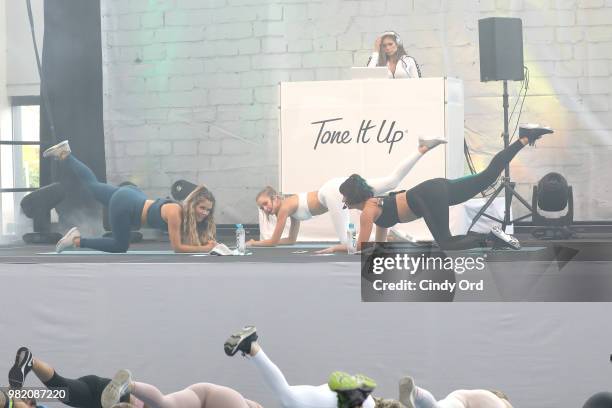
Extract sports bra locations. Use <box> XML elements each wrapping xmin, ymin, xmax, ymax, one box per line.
<box><xmin>146</xmin><ymin>198</ymin><xmax>175</xmax><ymax>231</ymax></box>
<box><xmin>373</xmin><ymin>191</ymin><xmax>404</xmax><ymax>228</ymax></box>
<box><xmin>291</xmin><ymin>192</ymin><xmax>313</xmax><ymax>221</ymax></box>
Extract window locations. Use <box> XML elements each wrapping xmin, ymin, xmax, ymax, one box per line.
<box><xmin>0</xmin><ymin>96</ymin><xmax>41</xmax><ymax>236</ymax></box>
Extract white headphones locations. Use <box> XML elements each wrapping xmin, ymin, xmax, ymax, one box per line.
<box><xmin>381</xmin><ymin>30</ymin><xmax>403</xmax><ymax>46</ymax></box>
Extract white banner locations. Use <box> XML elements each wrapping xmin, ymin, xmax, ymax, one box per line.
<box><xmin>279</xmin><ymin>78</ymin><xmax>464</xmax><ymax>241</ymax></box>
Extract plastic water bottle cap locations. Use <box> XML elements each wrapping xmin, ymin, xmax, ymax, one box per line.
<box><xmin>348</xmin><ymin>223</ymin><xmax>355</xmax><ymax>228</ymax></box>
<box><xmin>236</xmin><ymin>224</ymin><xmax>243</xmax><ymax>228</ymax></box>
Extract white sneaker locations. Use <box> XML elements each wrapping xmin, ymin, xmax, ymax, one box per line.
<box><xmin>418</xmin><ymin>137</ymin><xmax>447</xmax><ymax>150</ymax></box>
<box><xmin>489</xmin><ymin>225</ymin><xmax>521</xmax><ymax>250</ymax></box>
<box><xmin>55</xmin><ymin>227</ymin><xmax>80</xmax><ymax>253</ymax></box>
<box><xmin>398</xmin><ymin>376</ymin><xmax>416</xmax><ymax>408</ymax></box>
<box><xmin>42</xmin><ymin>140</ymin><xmax>71</xmax><ymax>160</ymax></box>
<box><xmin>389</xmin><ymin>227</ymin><xmax>418</xmax><ymax>244</ymax></box>
<box><xmin>101</xmin><ymin>369</ymin><xmax>132</xmax><ymax>408</ymax></box>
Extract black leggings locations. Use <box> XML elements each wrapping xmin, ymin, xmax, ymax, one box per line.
<box><xmin>407</xmin><ymin>139</ymin><xmax>525</xmax><ymax>250</ymax></box>
<box><xmin>44</xmin><ymin>371</ymin><xmax>130</xmax><ymax>408</ymax></box>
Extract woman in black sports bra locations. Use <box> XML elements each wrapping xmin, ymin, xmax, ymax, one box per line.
<box><xmin>336</xmin><ymin>125</ymin><xmax>554</xmax><ymax>252</ymax></box>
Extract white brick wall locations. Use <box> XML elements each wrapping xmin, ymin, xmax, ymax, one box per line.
<box><xmin>102</xmin><ymin>0</ymin><xmax>612</xmax><ymax>222</ymax></box>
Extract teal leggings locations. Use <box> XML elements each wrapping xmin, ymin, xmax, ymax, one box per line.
<box><xmin>65</xmin><ymin>155</ymin><xmax>146</xmax><ymax>253</ymax></box>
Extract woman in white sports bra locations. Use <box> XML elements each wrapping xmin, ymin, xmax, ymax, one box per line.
<box><xmin>246</xmin><ymin>138</ymin><xmax>446</xmax><ymax>251</ymax></box>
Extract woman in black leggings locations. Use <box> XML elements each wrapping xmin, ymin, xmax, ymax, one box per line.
<box><xmin>7</xmin><ymin>347</ymin><xmax>144</xmax><ymax>408</ymax></box>
<box><xmin>336</xmin><ymin>125</ymin><xmax>554</xmax><ymax>251</ymax></box>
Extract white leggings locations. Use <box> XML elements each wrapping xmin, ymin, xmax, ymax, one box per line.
<box><xmin>317</xmin><ymin>151</ymin><xmax>424</xmax><ymax>243</ymax></box>
<box><xmin>415</xmin><ymin>387</ymin><xmax>511</xmax><ymax>408</ymax></box>
<box><xmin>250</xmin><ymin>350</ymin><xmax>375</xmax><ymax>408</ymax></box>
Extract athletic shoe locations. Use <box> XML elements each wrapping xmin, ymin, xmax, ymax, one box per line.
<box><xmin>519</xmin><ymin>124</ymin><xmax>554</xmax><ymax>146</ymax></box>
<box><xmin>0</xmin><ymin>390</ymin><xmax>9</xmax><ymax>407</ymax></box>
<box><xmin>224</xmin><ymin>326</ymin><xmax>258</xmax><ymax>357</ymax></box>
<box><xmin>328</xmin><ymin>371</ymin><xmax>377</xmax><ymax>393</ymax></box>
<box><xmin>42</xmin><ymin>140</ymin><xmax>71</xmax><ymax>160</ymax></box>
<box><xmin>101</xmin><ymin>369</ymin><xmax>132</xmax><ymax>408</ymax></box>
<box><xmin>398</xmin><ymin>376</ymin><xmax>416</xmax><ymax>408</ymax></box>
<box><xmin>8</xmin><ymin>347</ymin><xmax>33</xmax><ymax>389</ymax></box>
<box><xmin>418</xmin><ymin>137</ymin><xmax>447</xmax><ymax>150</ymax></box>
<box><xmin>489</xmin><ymin>225</ymin><xmax>521</xmax><ymax>250</ymax></box>
<box><xmin>55</xmin><ymin>227</ymin><xmax>80</xmax><ymax>253</ymax></box>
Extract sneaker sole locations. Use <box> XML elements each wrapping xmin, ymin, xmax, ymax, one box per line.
<box><xmin>101</xmin><ymin>369</ymin><xmax>131</xmax><ymax>408</ymax></box>
<box><xmin>42</xmin><ymin>141</ymin><xmax>70</xmax><ymax>158</ymax></box>
<box><xmin>224</xmin><ymin>326</ymin><xmax>257</xmax><ymax>356</ymax></box>
<box><xmin>56</xmin><ymin>227</ymin><xmax>79</xmax><ymax>253</ymax></box>
<box><xmin>8</xmin><ymin>348</ymin><xmax>33</xmax><ymax>389</ymax></box>
<box><xmin>398</xmin><ymin>376</ymin><xmax>416</xmax><ymax>408</ymax></box>
<box><xmin>491</xmin><ymin>228</ymin><xmax>521</xmax><ymax>250</ymax></box>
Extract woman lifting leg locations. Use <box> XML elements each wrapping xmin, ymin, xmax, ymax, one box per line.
<box><xmin>7</xmin><ymin>347</ymin><xmax>144</xmax><ymax>408</ymax></box>
<box><xmin>335</xmin><ymin>125</ymin><xmax>554</xmax><ymax>253</ymax></box>
<box><xmin>249</xmin><ymin>138</ymin><xmax>447</xmax><ymax>251</ymax></box>
<box><xmin>224</xmin><ymin>326</ymin><xmax>378</xmax><ymax>408</ymax></box>
<box><xmin>43</xmin><ymin>141</ymin><xmax>217</xmax><ymax>253</ymax></box>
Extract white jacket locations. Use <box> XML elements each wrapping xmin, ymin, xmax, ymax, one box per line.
<box><xmin>368</xmin><ymin>52</ymin><xmax>420</xmax><ymax>78</ymax></box>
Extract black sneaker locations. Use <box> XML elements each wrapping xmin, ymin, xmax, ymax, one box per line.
<box><xmin>488</xmin><ymin>226</ymin><xmax>521</xmax><ymax>250</ymax></box>
<box><xmin>224</xmin><ymin>326</ymin><xmax>258</xmax><ymax>356</ymax></box>
<box><xmin>8</xmin><ymin>347</ymin><xmax>33</xmax><ymax>389</ymax></box>
<box><xmin>519</xmin><ymin>124</ymin><xmax>554</xmax><ymax>146</ymax></box>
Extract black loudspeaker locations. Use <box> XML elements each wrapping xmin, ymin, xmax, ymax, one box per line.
<box><xmin>171</xmin><ymin>179</ymin><xmax>197</xmax><ymax>201</ymax></box>
<box><xmin>478</xmin><ymin>17</ymin><xmax>525</xmax><ymax>82</ymax></box>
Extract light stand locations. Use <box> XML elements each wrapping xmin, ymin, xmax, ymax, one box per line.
<box><xmin>466</xmin><ymin>80</ymin><xmax>534</xmax><ymax>232</ymax></box>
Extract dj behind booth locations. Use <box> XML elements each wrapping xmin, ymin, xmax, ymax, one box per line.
<box><xmin>261</xmin><ymin>29</ymin><xmax>510</xmax><ymax>245</ymax></box>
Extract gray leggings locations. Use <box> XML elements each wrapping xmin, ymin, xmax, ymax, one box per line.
<box><xmin>132</xmin><ymin>382</ymin><xmax>262</xmax><ymax>408</ymax></box>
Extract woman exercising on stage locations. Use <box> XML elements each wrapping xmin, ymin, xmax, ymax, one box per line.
<box><xmin>398</xmin><ymin>376</ymin><xmax>513</xmax><ymax>408</ymax></box>
<box><xmin>7</xmin><ymin>347</ymin><xmax>145</xmax><ymax>408</ymax></box>
<box><xmin>43</xmin><ymin>140</ymin><xmax>217</xmax><ymax>253</ymax></box>
<box><xmin>224</xmin><ymin>326</ymin><xmax>378</xmax><ymax>408</ymax></box>
<box><xmin>248</xmin><ymin>138</ymin><xmax>446</xmax><ymax>250</ymax></box>
<box><xmin>330</xmin><ymin>125</ymin><xmax>554</xmax><ymax>253</ymax></box>
<box><xmin>100</xmin><ymin>369</ymin><xmax>261</xmax><ymax>408</ymax></box>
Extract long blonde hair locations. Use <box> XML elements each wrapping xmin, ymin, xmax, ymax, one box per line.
<box><xmin>182</xmin><ymin>185</ymin><xmax>216</xmax><ymax>245</ymax></box>
<box><xmin>256</xmin><ymin>186</ymin><xmax>282</xmax><ymax>220</ymax></box>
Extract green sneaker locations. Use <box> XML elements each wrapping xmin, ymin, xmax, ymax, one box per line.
<box><xmin>328</xmin><ymin>371</ymin><xmax>377</xmax><ymax>392</ymax></box>
<box><xmin>355</xmin><ymin>374</ymin><xmax>377</xmax><ymax>392</ymax></box>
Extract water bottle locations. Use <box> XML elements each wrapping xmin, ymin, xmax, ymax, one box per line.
<box><xmin>346</xmin><ymin>223</ymin><xmax>357</xmax><ymax>254</ymax></box>
<box><xmin>235</xmin><ymin>224</ymin><xmax>246</xmax><ymax>255</ymax></box>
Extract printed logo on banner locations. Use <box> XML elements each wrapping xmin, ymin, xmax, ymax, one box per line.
<box><xmin>311</xmin><ymin>118</ymin><xmax>408</xmax><ymax>153</ymax></box>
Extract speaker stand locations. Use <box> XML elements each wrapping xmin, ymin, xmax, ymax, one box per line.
<box><xmin>467</xmin><ymin>80</ymin><xmax>534</xmax><ymax>232</ymax></box>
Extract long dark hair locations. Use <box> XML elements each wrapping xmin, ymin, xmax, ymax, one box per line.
<box><xmin>339</xmin><ymin>174</ymin><xmax>374</xmax><ymax>206</ymax></box>
<box><xmin>336</xmin><ymin>390</ymin><xmax>372</xmax><ymax>408</ymax></box>
<box><xmin>376</xmin><ymin>33</ymin><xmax>422</xmax><ymax>77</ymax></box>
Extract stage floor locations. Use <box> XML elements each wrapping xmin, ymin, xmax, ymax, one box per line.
<box><xmin>1</xmin><ymin>234</ymin><xmax>612</xmax><ymax>264</ymax></box>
